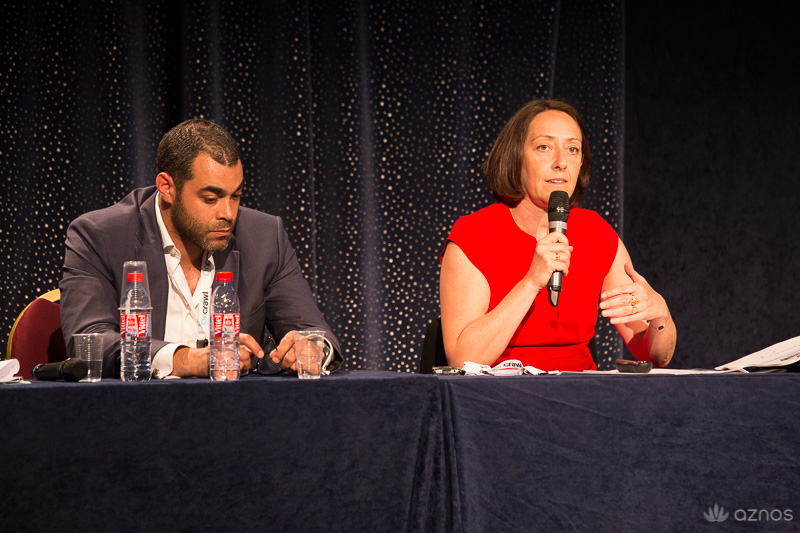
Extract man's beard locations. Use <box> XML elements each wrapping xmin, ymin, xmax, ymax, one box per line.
<box><xmin>171</xmin><ymin>195</ymin><xmax>237</xmax><ymax>252</ymax></box>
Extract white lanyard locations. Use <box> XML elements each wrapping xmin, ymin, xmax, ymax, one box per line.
<box><xmin>194</xmin><ymin>255</ymin><xmax>215</xmax><ymax>344</ymax></box>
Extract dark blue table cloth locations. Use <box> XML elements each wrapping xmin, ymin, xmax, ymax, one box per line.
<box><xmin>2</xmin><ymin>371</ymin><xmax>446</xmax><ymax>532</ymax></box>
<box><xmin>439</xmin><ymin>372</ymin><xmax>800</xmax><ymax>532</ymax></box>
<box><xmin>2</xmin><ymin>370</ymin><xmax>798</xmax><ymax>532</ymax></box>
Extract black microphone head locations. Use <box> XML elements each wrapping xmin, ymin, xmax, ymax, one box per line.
<box><xmin>60</xmin><ymin>358</ymin><xmax>89</xmax><ymax>382</ymax></box>
<box><xmin>547</xmin><ymin>191</ymin><xmax>570</xmax><ymax>222</ymax></box>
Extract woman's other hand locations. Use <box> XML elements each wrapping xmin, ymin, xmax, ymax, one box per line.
<box><xmin>600</xmin><ymin>262</ymin><xmax>669</xmax><ymax>326</ymax></box>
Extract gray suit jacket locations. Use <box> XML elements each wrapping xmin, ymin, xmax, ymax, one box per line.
<box><xmin>60</xmin><ymin>186</ymin><xmax>342</xmax><ymax>377</ymax></box>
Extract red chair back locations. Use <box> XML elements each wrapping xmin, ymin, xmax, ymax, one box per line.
<box><xmin>6</xmin><ymin>292</ymin><xmax>67</xmax><ymax>379</ymax></box>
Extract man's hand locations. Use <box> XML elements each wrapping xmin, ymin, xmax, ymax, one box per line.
<box><xmin>172</xmin><ymin>333</ymin><xmax>265</xmax><ymax>378</ymax></box>
<box><xmin>238</xmin><ymin>333</ymin><xmax>265</xmax><ymax>373</ymax></box>
<box><xmin>171</xmin><ymin>346</ymin><xmax>211</xmax><ymax>378</ymax></box>
<box><xmin>270</xmin><ymin>330</ymin><xmax>299</xmax><ymax>373</ymax></box>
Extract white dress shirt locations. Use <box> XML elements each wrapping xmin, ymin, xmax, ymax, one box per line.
<box><xmin>151</xmin><ymin>194</ymin><xmax>215</xmax><ymax>378</ymax></box>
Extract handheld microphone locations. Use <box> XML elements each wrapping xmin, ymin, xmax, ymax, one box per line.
<box><xmin>32</xmin><ymin>358</ymin><xmax>89</xmax><ymax>382</ymax></box>
<box><xmin>547</xmin><ymin>191</ymin><xmax>570</xmax><ymax>307</ymax></box>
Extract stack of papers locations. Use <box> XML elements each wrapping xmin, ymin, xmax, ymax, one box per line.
<box><xmin>715</xmin><ymin>335</ymin><xmax>800</xmax><ymax>371</ymax></box>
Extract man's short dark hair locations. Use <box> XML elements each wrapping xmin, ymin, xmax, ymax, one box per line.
<box><xmin>157</xmin><ymin>118</ymin><xmax>240</xmax><ymax>192</ymax></box>
<box><xmin>482</xmin><ymin>99</ymin><xmax>592</xmax><ymax>208</ymax></box>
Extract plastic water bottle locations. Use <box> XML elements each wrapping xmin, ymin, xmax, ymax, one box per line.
<box><xmin>120</xmin><ymin>271</ymin><xmax>152</xmax><ymax>381</ymax></box>
<box><xmin>209</xmin><ymin>271</ymin><xmax>240</xmax><ymax>381</ymax></box>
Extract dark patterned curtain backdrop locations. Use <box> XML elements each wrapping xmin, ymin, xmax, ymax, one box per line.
<box><xmin>1</xmin><ymin>0</ymin><xmax>624</xmax><ymax>371</ymax></box>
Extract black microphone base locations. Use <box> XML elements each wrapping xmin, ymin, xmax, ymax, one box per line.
<box><xmin>32</xmin><ymin>358</ymin><xmax>89</xmax><ymax>381</ymax></box>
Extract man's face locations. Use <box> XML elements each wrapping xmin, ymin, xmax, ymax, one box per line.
<box><xmin>171</xmin><ymin>152</ymin><xmax>243</xmax><ymax>253</ymax></box>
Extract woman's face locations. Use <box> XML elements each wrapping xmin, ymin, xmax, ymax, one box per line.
<box><xmin>519</xmin><ymin>110</ymin><xmax>583</xmax><ymax>210</ymax></box>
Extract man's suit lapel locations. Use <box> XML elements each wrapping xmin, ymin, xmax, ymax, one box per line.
<box><xmin>136</xmin><ymin>192</ymin><xmax>169</xmax><ymax>342</ymax></box>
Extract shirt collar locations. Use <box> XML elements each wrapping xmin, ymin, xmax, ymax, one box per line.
<box><xmin>154</xmin><ymin>192</ymin><xmax>178</xmax><ymax>254</ymax></box>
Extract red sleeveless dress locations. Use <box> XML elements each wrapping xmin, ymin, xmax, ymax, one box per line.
<box><xmin>444</xmin><ymin>203</ymin><xmax>618</xmax><ymax>371</ymax></box>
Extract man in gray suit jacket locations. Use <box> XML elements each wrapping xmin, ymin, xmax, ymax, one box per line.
<box><xmin>60</xmin><ymin>119</ymin><xmax>341</xmax><ymax>378</ymax></box>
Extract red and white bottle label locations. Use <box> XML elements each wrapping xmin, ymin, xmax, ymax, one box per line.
<box><xmin>120</xmin><ymin>312</ymin><xmax>150</xmax><ymax>338</ymax></box>
<box><xmin>212</xmin><ymin>313</ymin><xmax>240</xmax><ymax>337</ymax></box>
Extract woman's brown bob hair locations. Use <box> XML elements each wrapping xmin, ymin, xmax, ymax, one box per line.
<box><xmin>482</xmin><ymin>99</ymin><xmax>591</xmax><ymax>208</ymax></box>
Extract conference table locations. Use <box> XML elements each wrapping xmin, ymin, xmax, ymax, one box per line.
<box><xmin>2</xmin><ymin>370</ymin><xmax>798</xmax><ymax>532</ymax></box>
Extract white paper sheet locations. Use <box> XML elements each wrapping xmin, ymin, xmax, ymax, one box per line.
<box><xmin>0</xmin><ymin>359</ymin><xmax>22</xmax><ymax>383</ymax></box>
<box><xmin>715</xmin><ymin>335</ymin><xmax>800</xmax><ymax>371</ymax></box>
<box><xmin>576</xmin><ymin>368</ymin><xmax>746</xmax><ymax>375</ymax></box>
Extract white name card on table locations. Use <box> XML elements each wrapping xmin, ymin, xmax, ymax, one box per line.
<box><xmin>715</xmin><ymin>335</ymin><xmax>800</xmax><ymax>372</ymax></box>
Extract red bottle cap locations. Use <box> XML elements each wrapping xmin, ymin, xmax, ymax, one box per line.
<box><xmin>127</xmin><ymin>272</ymin><xmax>144</xmax><ymax>282</ymax></box>
<box><xmin>216</xmin><ymin>272</ymin><xmax>233</xmax><ymax>282</ymax></box>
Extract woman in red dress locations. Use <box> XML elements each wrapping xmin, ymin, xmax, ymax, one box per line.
<box><xmin>440</xmin><ymin>100</ymin><xmax>676</xmax><ymax>371</ymax></box>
